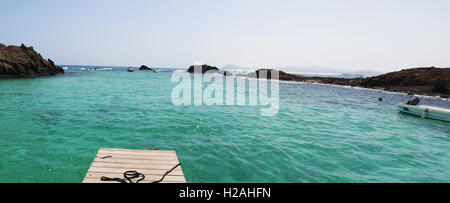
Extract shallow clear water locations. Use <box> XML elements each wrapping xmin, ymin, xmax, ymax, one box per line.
<box><xmin>0</xmin><ymin>68</ymin><xmax>449</xmax><ymax>183</ymax></box>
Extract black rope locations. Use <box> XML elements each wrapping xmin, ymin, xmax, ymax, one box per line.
<box><xmin>100</xmin><ymin>163</ymin><xmax>181</xmax><ymax>184</ymax></box>
<box><xmin>152</xmin><ymin>163</ymin><xmax>181</xmax><ymax>183</ymax></box>
<box><xmin>124</xmin><ymin>171</ymin><xmax>146</xmax><ymax>183</ymax></box>
<box><xmin>101</xmin><ymin>170</ymin><xmax>145</xmax><ymax>183</ymax></box>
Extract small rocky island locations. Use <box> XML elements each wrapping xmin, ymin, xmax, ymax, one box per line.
<box><xmin>139</xmin><ymin>65</ymin><xmax>156</xmax><ymax>72</ymax></box>
<box><xmin>0</xmin><ymin>43</ymin><xmax>64</xmax><ymax>78</ymax></box>
<box><xmin>245</xmin><ymin>67</ymin><xmax>450</xmax><ymax>98</ymax></box>
<box><xmin>187</xmin><ymin>64</ymin><xmax>220</xmax><ymax>74</ymax></box>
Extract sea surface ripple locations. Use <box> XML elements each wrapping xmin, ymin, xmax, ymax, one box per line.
<box><xmin>0</xmin><ymin>68</ymin><xmax>449</xmax><ymax>183</ymax></box>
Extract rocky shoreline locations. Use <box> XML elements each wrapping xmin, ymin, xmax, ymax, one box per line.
<box><xmin>0</xmin><ymin>43</ymin><xmax>64</xmax><ymax>78</ymax></box>
<box><xmin>242</xmin><ymin>67</ymin><xmax>449</xmax><ymax>98</ymax></box>
<box><xmin>187</xmin><ymin>64</ymin><xmax>449</xmax><ymax>98</ymax></box>
<box><xmin>1</xmin><ymin>43</ymin><xmax>448</xmax><ymax>98</ymax></box>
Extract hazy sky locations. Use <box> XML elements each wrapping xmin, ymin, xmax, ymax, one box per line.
<box><xmin>1</xmin><ymin>0</ymin><xmax>449</xmax><ymax>72</ymax></box>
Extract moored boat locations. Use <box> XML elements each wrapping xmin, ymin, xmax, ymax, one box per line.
<box><xmin>398</xmin><ymin>104</ymin><xmax>450</xmax><ymax>122</ymax></box>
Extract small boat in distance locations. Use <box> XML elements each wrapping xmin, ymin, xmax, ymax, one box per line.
<box><xmin>127</xmin><ymin>67</ymin><xmax>134</xmax><ymax>72</ymax></box>
<box><xmin>399</xmin><ymin>97</ymin><xmax>450</xmax><ymax>122</ymax></box>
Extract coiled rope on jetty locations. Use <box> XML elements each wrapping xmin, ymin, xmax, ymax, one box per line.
<box><xmin>101</xmin><ymin>163</ymin><xmax>181</xmax><ymax>184</ymax></box>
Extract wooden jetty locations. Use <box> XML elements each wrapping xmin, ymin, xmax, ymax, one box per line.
<box><xmin>83</xmin><ymin>148</ymin><xmax>186</xmax><ymax>183</ymax></box>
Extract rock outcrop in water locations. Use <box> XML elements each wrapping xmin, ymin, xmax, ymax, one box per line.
<box><xmin>139</xmin><ymin>65</ymin><xmax>156</xmax><ymax>72</ymax></box>
<box><xmin>0</xmin><ymin>43</ymin><xmax>64</xmax><ymax>77</ymax></box>
<box><xmin>187</xmin><ymin>64</ymin><xmax>220</xmax><ymax>74</ymax></box>
<box><xmin>244</xmin><ymin>67</ymin><xmax>450</xmax><ymax>98</ymax></box>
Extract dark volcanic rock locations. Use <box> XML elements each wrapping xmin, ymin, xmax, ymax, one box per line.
<box><xmin>359</xmin><ymin>67</ymin><xmax>450</xmax><ymax>97</ymax></box>
<box><xmin>433</xmin><ymin>82</ymin><xmax>448</xmax><ymax>93</ymax></box>
<box><xmin>360</xmin><ymin>67</ymin><xmax>448</xmax><ymax>87</ymax></box>
<box><xmin>187</xmin><ymin>64</ymin><xmax>220</xmax><ymax>74</ymax></box>
<box><xmin>139</xmin><ymin>65</ymin><xmax>156</xmax><ymax>72</ymax></box>
<box><xmin>0</xmin><ymin>43</ymin><xmax>64</xmax><ymax>77</ymax></box>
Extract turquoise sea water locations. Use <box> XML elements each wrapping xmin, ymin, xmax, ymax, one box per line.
<box><xmin>0</xmin><ymin>67</ymin><xmax>449</xmax><ymax>183</ymax></box>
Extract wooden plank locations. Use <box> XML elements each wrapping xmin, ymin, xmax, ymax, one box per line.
<box><xmin>95</xmin><ymin>153</ymin><xmax>179</xmax><ymax>161</ymax></box>
<box><xmin>83</xmin><ymin>172</ymin><xmax>186</xmax><ymax>183</ymax></box>
<box><xmin>98</xmin><ymin>149</ymin><xmax>177</xmax><ymax>157</ymax></box>
<box><xmin>87</xmin><ymin>166</ymin><xmax>184</xmax><ymax>176</ymax></box>
<box><xmin>90</xmin><ymin>162</ymin><xmax>181</xmax><ymax>170</ymax></box>
<box><xmin>93</xmin><ymin>158</ymin><xmax>179</xmax><ymax>165</ymax></box>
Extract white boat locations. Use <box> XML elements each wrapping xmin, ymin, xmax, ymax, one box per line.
<box><xmin>398</xmin><ymin>104</ymin><xmax>450</xmax><ymax>122</ymax></box>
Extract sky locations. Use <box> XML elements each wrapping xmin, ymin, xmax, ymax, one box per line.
<box><xmin>1</xmin><ymin>0</ymin><xmax>450</xmax><ymax>73</ymax></box>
